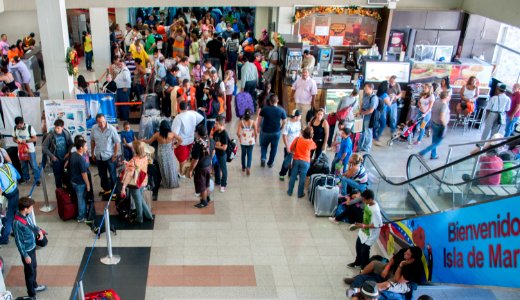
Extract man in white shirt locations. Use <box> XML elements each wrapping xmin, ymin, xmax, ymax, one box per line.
<box><xmin>347</xmin><ymin>189</ymin><xmax>383</xmax><ymax>270</ymax></box>
<box><xmin>279</xmin><ymin>109</ymin><xmax>301</xmax><ymax>180</ymax></box>
<box><xmin>291</xmin><ymin>69</ymin><xmax>317</xmax><ymax>127</ymax></box>
<box><xmin>177</xmin><ymin>56</ymin><xmax>191</xmax><ymax>83</ymax></box>
<box><xmin>113</xmin><ymin>60</ymin><xmax>132</xmax><ymax>121</ymax></box>
<box><xmin>172</xmin><ymin>101</ymin><xmax>205</xmax><ymax>175</ymax></box>
<box><xmin>481</xmin><ymin>83</ymin><xmax>511</xmax><ymax>144</ymax></box>
<box><xmin>12</xmin><ymin>117</ymin><xmax>39</xmax><ymax>184</ymax></box>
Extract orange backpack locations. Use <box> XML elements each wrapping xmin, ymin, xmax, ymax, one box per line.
<box><xmin>218</xmin><ymin>97</ymin><xmax>225</xmax><ymax>115</ymax></box>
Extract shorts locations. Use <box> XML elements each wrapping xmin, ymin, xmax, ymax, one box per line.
<box><xmin>194</xmin><ymin>166</ymin><xmax>211</xmax><ymax>194</ymax></box>
<box><xmin>174</xmin><ymin>144</ymin><xmax>192</xmax><ymax>163</ymax></box>
<box><xmin>373</xmin><ymin>260</ymin><xmax>388</xmax><ymax>275</ymax></box>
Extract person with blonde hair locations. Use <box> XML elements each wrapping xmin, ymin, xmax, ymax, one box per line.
<box><xmin>340</xmin><ymin>153</ymin><xmax>368</xmax><ymax>195</ymax></box>
<box><xmin>456</xmin><ymin>76</ymin><xmax>479</xmax><ymax>117</ymax></box>
<box><xmin>414</xmin><ymin>83</ymin><xmax>436</xmax><ymax>145</ymax></box>
<box><xmin>121</xmin><ymin>140</ymin><xmax>153</xmax><ymax>223</ymax></box>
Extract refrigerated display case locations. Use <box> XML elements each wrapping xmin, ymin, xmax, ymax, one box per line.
<box><xmin>324</xmin><ymin>89</ymin><xmax>353</xmax><ymax>114</ymax></box>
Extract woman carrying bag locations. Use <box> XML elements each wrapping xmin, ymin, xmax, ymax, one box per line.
<box><xmin>120</xmin><ymin>141</ymin><xmax>153</xmax><ymax>224</ymax></box>
<box><xmin>287</xmin><ymin>126</ymin><xmax>316</xmax><ymax>198</ymax></box>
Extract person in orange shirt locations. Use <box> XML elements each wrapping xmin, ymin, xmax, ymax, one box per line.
<box><xmin>7</xmin><ymin>45</ymin><xmax>17</xmax><ymax>62</ymax></box>
<box><xmin>15</xmin><ymin>40</ymin><xmax>24</xmax><ymax>58</ymax></box>
<box><xmin>178</xmin><ymin>79</ymin><xmax>197</xmax><ymax>110</ymax></box>
<box><xmin>287</xmin><ymin>126</ymin><xmax>316</xmax><ymax>198</ymax></box>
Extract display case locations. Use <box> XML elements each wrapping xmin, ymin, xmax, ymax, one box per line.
<box><xmin>324</xmin><ymin>89</ymin><xmax>353</xmax><ymax>114</ymax></box>
<box><xmin>450</xmin><ymin>58</ymin><xmax>493</xmax><ymax>87</ymax></box>
<box><xmin>410</xmin><ymin>60</ymin><xmax>453</xmax><ymax>83</ymax></box>
<box><xmin>364</xmin><ymin>61</ymin><xmax>410</xmax><ymax>83</ymax></box>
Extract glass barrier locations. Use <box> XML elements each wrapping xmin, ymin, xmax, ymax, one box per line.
<box><xmin>363</xmin><ymin>135</ymin><xmax>520</xmax><ymax>219</ymax></box>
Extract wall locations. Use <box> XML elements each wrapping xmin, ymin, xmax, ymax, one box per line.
<box><xmin>277</xmin><ymin>7</ymin><xmax>293</xmax><ymax>35</ymax></box>
<box><xmin>462</xmin><ymin>0</ymin><xmax>520</xmax><ymax>28</ymax></box>
<box><xmin>0</xmin><ymin>10</ymin><xmax>39</xmax><ymax>45</ymax></box>
<box><xmin>255</xmin><ymin>7</ymin><xmax>269</xmax><ymax>39</ymax></box>
<box><xmin>398</xmin><ymin>0</ymin><xmax>463</xmax><ymax>10</ymax></box>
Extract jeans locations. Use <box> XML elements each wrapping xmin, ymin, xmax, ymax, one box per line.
<box><xmin>21</xmin><ymin>152</ymin><xmax>39</xmax><ymax>182</ymax></box>
<box><xmin>374</xmin><ymin>107</ymin><xmax>387</xmax><ymax>140</ymax></box>
<box><xmin>52</xmin><ymin>158</ymin><xmax>65</xmax><ymax>188</ymax></box>
<box><xmin>359</xmin><ymin>117</ymin><xmax>373</xmax><ymax>152</ymax></box>
<box><xmin>22</xmin><ymin>248</ymin><xmax>38</xmax><ymax>297</ymax></box>
<box><xmin>214</xmin><ymin>154</ymin><xmax>228</xmax><ymax>187</ymax></box>
<box><xmin>241</xmin><ymin>145</ymin><xmax>254</xmax><ymax>169</ymax></box>
<box><xmin>244</xmin><ymin>80</ymin><xmax>257</xmax><ymax>110</ymax></box>
<box><xmin>505</xmin><ymin>116</ymin><xmax>519</xmax><ymax>137</ymax></box>
<box><xmin>287</xmin><ymin>159</ymin><xmax>310</xmax><ymax>197</ymax></box>
<box><xmin>85</xmin><ymin>51</ymin><xmax>93</xmax><ymax>70</ymax></box>
<box><xmin>419</xmin><ymin>123</ymin><xmax>445</xmax><ymax>159</ymax></box>
<box><xmin>0</xmin><ymin>189</ymin><xmax>19</xmax><ymax>244</ymax></box>
<box><xmin>97</xmin><ymin>158</ymin><xmax>117</xmax><ymax>192</ymax></box>
<box><xmin>279</xmin><ymin>148</ymin><xmax>291</xmax><ymax>176</ymax></box>
<box><xmin>206</xmin><ymin>120</ymin><xmax>215</xmax><ymax>135</ymax></box>
<box><xmin>417</xmin><ymin>111</ymin><xmax>431</xmax><ymax>142</ymax></box>
<box><xmin>388</xmin><ymin>102</ymin><xmax>398</xmax><ymax>133</ymax></box>
<box><xmin>210</xmin><ymin>58</ymin><xmax>221</xmax><ymax>76</ymax></box>
<box><xmin>260</xmin><ymin>131</ymin><xmax>281</xmax><ymax>166</ymax></box>
<box><xmin>227</xmin><ymin>52</ymin><xmax>238</xmax><ymax>73</ymax></box>
<box><xmin>72</xmin><ymin>182</ymin><xmax>87</xmax><ymax>220</ymax></box>
<box><xmin>340</xmin><ymin>177</ymin><xmax>368</xmax><ymax>195</ymax></box>
<box><xmin>128</xmin><ymin>187</ymin><xmax>153</xmax><ymax>223</ymax></box>
<box><xmin>354</xmin><ymin>236</ymin><xmax>372</xmax><ymax>268</ymax></box>
<box><xmin>117</xmin><ymin>88</ymin><xmax>131</xmax><ymax>121</ymax></box>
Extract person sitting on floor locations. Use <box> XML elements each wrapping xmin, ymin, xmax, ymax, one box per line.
<box><xmin>328</xmin><ymin>189</ymin><xmax>363</xmax><ymax>225</ymax></box>
<box><xmin>340</xmin><ymin>153</ymin><xmax>369</xmax><ymax>195</ymax></box>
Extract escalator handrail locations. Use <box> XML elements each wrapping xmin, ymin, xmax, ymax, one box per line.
<box><xmin>362</xmin><ymin>134</ymin><xmax>520</xmax><ymax>186</ymax></box>
<box><xmin>447</xmin><ymin>136</ymin><xmax>512</xmax><ymax>148</ymax></box>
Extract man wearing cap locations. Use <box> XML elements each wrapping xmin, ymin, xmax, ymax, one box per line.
<box><xmin>279</xmin><ymin>109</ymin><xmax>302</xmax><ymax>180</ymax></box>
<box><xmin>301</xmin><ymin>50</ymin><xmax>315</xmax><ymax>73</ymax></box>
<box><xmin>292</xmin><ymin>69</ymin><xmax>318</xmax><ymax>128</ymax></box>
<box><xmin>348</xmin><ymin>280</ymin><xmax>379</xmax><ymax>300</ymax></box>
<box><xmin>0</xmin><ymin>159</ymin><xmax>21</xmax><ymax>245</ymax></box>
<box><xmin>480</xmin><ymin>83</ymin><xmax>511</xmax><ymax>145</ymax></box>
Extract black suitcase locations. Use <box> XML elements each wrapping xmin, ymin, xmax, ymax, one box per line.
<box><xmin>147</xmin><ymin>162</ymin><xmax>161</xmax><ymax>201</ymax></box>
<box><xmin>6</xmin><ymin>147</ymin><xmax>22</xmax><ymax>178</ymax></box>
<box><xmin>308</xmin><ymin>174</ymin><xmax>335</xmax><ymax>205</ymax></box>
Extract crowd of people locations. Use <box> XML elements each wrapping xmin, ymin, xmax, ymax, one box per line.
<box><xmin>0</xmin><ymin>32</ymin><xmax>38</xmax><ymax>97</ymax></box>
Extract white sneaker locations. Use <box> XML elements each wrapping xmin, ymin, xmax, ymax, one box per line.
<box><xmin>220</xmin><ymin>187</ymin><xmax>226</xmax><ymax>193</ymax></box>
<box><xmin>195</xmin><ymin>193</ymin><xmax>200</xmax><ymax>197</ymax></box>
<box><xmin>349</xmin><ymin>224</ymin><xmax>358</xmax><ymax>231</ymax></box>
<box><xmin>328</xmin><ymin>217</ymin><xmax>339</xmax><ymax>224</ymax></box>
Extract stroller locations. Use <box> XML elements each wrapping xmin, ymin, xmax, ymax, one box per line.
<box><xmin>387</xmin><ymin>116</ymin><xmax>424</xmax><ymax>147</ymax></box>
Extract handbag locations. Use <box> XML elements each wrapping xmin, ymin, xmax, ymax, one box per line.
<box><xmin>120</xmin><ymin>159</ymin><xmax>148</xmax><ymax>188</ymax></box>
<box><xmin>14</xmin><ymin>214</ymin><xmax>48</xmax><ymax>248</ymax></box>
<box><xmin>18</xmin><ymin>143</ymin><xmax>30</xmax><ymax>161</ymax></box>
<box><xmin>283</xmin><ymin>137</ymin><xmax>300</xmax><ymax>169</ymax></box>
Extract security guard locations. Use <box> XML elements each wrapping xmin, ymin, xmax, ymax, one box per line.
<box><xmin>0</xmin><ymin>155</ymin><xmax>21</xmax><ymax>245</ymax></box>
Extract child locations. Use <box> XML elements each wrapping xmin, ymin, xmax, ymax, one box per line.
<box><xmin>224</xmin><ymin>70</ymin><xmax>235</xmax><ymax>123</ymax></box>
<box><xmin>213</xmin><ymin>116</ymin><xmax>229</xmax><ymax>192</ymax></box>
<box><xmin>260</xmin><ymin>55</ymin><xmax>268</xmax><ymax>73</ymax></box>
<box><xmin>237</xmin><ymin>108</ymin><xmax>257</xmax><ymax>175</ymax></box>
<box><xmin>331</xmin><ymin>127</ymin><xmax>352</xmax><ymax>175</ymax></box>
<box><xmin>331</xmin><ymin>120</ymin><xmax>346</xmax><ymax>153</ymax></box>
<box><xmin>191</xmin><ymin>62</ymin><xmax>202</xmax><ymax>83</ymax></box>
<box><xmin>279</xmin><ymin>109</ymin><xmax>301</xmax><ymax>181</ymax></box>
<box><xmin>120</xmin><ymin>121</ymin><xmax>135</xmax><ymax>161</ymax></box>
<box><xmin>13</xmin><ymin>197</ymin><xmax>47</xmax><ymax>299</ymax></box>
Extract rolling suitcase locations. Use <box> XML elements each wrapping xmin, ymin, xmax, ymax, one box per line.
<box><xmin>314</xmin><ymin>176</ymin><xmax>339</xmax><ymax>217</ymax></box>
<box><xmin>308</xmin><ymin>174</ymin><xmax>335</xmax><ymax>204</ymax></box>
<box><xmin>55</xmin><ymin>188</ymin><xmax>78</xmax><ymax>221</ymax></box>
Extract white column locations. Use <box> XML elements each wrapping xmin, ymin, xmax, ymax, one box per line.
<box><xmin>115</xmin><ymin>8</ymin><xmax>129</xmax><ymax>29</ymax></box>
<box><xmin>90</xmin><ymin>7</ymin><xmax>111</xmax><ymax>79</ymax></box>
<box><xmin>36</xmin><ymin>0</ymin><xmax>74</xmax><ymax>99</ymax></box>
<box><xmin>277</xmin><ymin>7</ymin><xmax>294</xmax><ymax>35</ymax></box>
<box><xmin>255</xmin><ymin>8</ymin><xmax>269</xmax><ymax>40</ymax></box>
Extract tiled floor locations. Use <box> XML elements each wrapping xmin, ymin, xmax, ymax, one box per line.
<box><xmin>4</xmin><ymin>71</ymin><xmax>516</xmax><ymax>299</ymax></box>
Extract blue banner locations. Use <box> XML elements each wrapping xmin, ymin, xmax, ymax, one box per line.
<box><xmin>76</xmin><ymin>93</ymin><xmax>117</xmax><ymax>128</ymax></box>
<box><xmin>382</xmin><ymin>196</ymin><xmax>520</xmax><ymax>288</ymax></box>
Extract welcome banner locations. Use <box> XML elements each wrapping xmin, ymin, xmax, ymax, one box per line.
<box><xmin>380</xmin><ymin>196</ymin><xmax>520</xmax><ymax>288</ymax></box>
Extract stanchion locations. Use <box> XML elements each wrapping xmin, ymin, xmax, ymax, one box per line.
<box><xmin>100</xmin><ymin>207</ymin><xmax>120</xmax><ymax>265</ymax></box>
<box><xmin>38</xmin><ymin>166</ymin><xmax>55</xmax><ymax>213</ymax></box>
<box><xmin>77</xmin><ymin>280</ymin><xmax>85</xmax><ymax>299</ymax></box>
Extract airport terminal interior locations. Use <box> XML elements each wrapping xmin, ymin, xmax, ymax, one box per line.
<box><xmin>0</xmin><ymin>0</ymin><xmax>519</xmax><ymax>299</ymax></box>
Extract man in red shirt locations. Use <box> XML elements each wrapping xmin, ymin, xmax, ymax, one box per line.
<box><xmin>253</xmin><ymin>52</ymin><xmax>264</xmax><ymax>82</ymax></box>
<box><xmin>505</xmin><ymin>83</ymin><xmax>520</xmax><ymax>137</ymax></box>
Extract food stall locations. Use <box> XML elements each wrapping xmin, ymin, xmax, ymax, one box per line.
<box><xmin>280</xmin><ymin>6</ymin><xmax>382</xmax><ymax>113</ymax></box>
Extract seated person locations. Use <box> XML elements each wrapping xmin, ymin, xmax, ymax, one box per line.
<box><xmin>329</xmin><ymin>189</ymin><xmax>363</xmax><ymax>225</ymax></box>
<box><xmin>462</xmin><ymin>149</ymin><xmax>503</xmax><ymax>185</ymax></box>
<box><xmin>340</xmin><ymin>153</ymin><xmax>368</xmax><ymax>195</ymax></box>
<box><xmin>350</xmin><ymin>280</ymin><xmax>379</xmax><ymax>300</ymax></box>
<box><xmin>346</xmin><ymin>246</ymin><xmax>425</xmax><ymax>297</ymax></box>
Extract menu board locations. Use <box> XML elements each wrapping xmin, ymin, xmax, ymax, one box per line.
<box><xmin>410</xmin><ymin>62</ymin><xmax>453</xmax><ymax>82</ymax></box>
<box><xmin>325</xmin><ymin>89</ymin><xmax>353</xmax><ymax>114</ymax></box>
<box><xmin>364</xmin><ymin>61</ymin><xmax>411</xmax><ymax>83</ymax></box>
<box><xmin>449</xmin><ymin>59</ymin><xmax>493</xmax><ymax>87</ymax></box>
<box><xmin>298</xmin><ymin>14</ymin><xmax>377</xmax><ymax>46</ymax></box>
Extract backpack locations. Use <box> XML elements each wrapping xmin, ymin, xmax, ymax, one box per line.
<box><xmin>218</xmin><ymin>97</ymin><xmax>225</xmax><ymax>115</ymax></box>
<box><xmin>226</xmin><ymin>138</ymin><xmax>238</xmax><ymax>162</ymax></box>
<box><xmin>206</xmin><ymin>98</ymin><xmax>221</xmax><ymax>118</ymax></box>
<box><xmin>13</xmin><ymin>124</ymin><xmax>35</xmax><ymax>146</ymax></box>
<box><xmin>227</xmin><ymin>40</ymin><xmax>239</xmax><ymax>53</ymax></box>
<box><xmin>235</xmin><ymin>92</ymin><xmax>255</xmax><ymax>117</ymax></box>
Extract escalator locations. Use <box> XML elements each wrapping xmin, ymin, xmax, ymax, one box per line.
<box><xmin>363</xmin><ymin>134</ymin><xmax>520</xmax><ymax>219</ymax></box>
